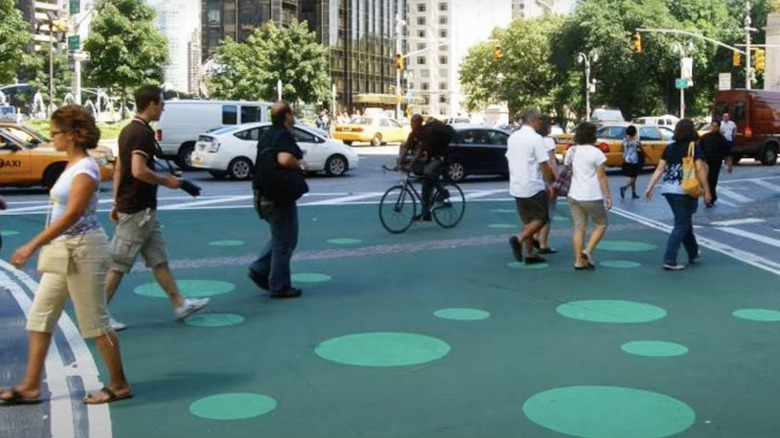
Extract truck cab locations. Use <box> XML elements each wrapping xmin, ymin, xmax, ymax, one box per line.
<box><xmin>713</xmin><ymin>89</ymin><xmax>780</xmax><ymax>165</ymax></box>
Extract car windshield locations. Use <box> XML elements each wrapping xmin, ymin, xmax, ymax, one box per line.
<box><xmin>351</xmin><ymin>117</ymin><xmax>373</xmax><ymax>125</ymax></box>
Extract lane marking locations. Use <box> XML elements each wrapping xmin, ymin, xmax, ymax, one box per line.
<box><xmin>716</xmin><ymin>186</ymin><xmax>753</xmax><ymax>203</ymax></box>
<box><xmin>304</xmin><ymin>192</ymin><xmax>384</xmax><ymax>205</ymax></box>
<box><xmin>709</xmin><ymin>218</ymin><xmax>765</xmax><ymax>226</ymax></box>
<box><xmin>748</xmin><ymin>179</ymin><xmax>780</xmax><ymax>192</ymax></box>
<box><xmin>720</xmin><ymin>175</ymin><xmax>780</xmax><ymax>184</ymax></box>
<box><xmin>464</xmin><ymin>189</ymin><xmax>506</xmax><ymax>200</ymax></box>
<box><xmin>162</xmin><ymin>195</ymin><xmax>253</xmax><ymax>210</ymax></box>
<box><xmin>715</xmin><ymin>227</ymin><xmax>780</xmax><ymax>249</ymax></box>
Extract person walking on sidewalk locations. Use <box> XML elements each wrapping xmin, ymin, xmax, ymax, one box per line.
<box><xmin>533</xmin><ymin>115</ymin><xmax>559</xmax><ymax>254</ymax></box>
<box><xmin>248</xmin><ymin>101</ymin><xmax>305</xmax><ymax>298</ymax></box>
<box><xmin>699</xmin><ymin>119</ymin><xmax>732</xmax><ymax>206</ymax></box>
<box><xmin>506</xmin><ymin>107</ymin><xmax>556</xmax><ymax>265</ymax></box>
<box><xmin>105</xmin><ymin>85</ymin><xmax>209</xmax><ymax>330</ymax></box>
<box><xmin>644</xmin><ymin>119</ymin><xmax>711</xmax><ymax>271</ymax></box>
<box><xmin>2</xmin><ymin>105</ymin><xmax>131</xmax><ymax>405</ymax></box>
<box><xmin>563</xmin><ymin>122</ymin><xmax>612</xmax><ymax>270</ymax></box>
<box><xmin>618</xmin><ymin>125</ymin><xmax>643</xmax><ymax>199</ymax></box>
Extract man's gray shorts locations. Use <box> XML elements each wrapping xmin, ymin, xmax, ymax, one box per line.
<box><xmin>110</xmin><ymin>209</ymin><xmax>169</xmax><ymax>273</ymax></box>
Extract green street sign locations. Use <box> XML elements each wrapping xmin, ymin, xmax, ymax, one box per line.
<box><xmin>675</xmin><ymin>78</ymin><xmax>690</xmax><ymax>89</ymax></box>
<box><xmin>68</xmin><ymin>35</ymin><xmax>80</xmax><ymax>52</ymax></box>
<box><xmin>70</xmin><ymin>0</ymin><xmax>80</xmax><ymax>14</ymax></box>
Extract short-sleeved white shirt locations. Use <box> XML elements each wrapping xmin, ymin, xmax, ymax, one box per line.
<box><xmin>564</xmin><ymin>144</ymin><xmax>607</xmax><ymax>201</ymax></box>
<box><xmin>49</xmin><ymin>157</ymin><xmax>101</xmax><ymax>239</ymax></box>
<box><xmin>543</xmin><ymin>136</ymin><xmax>555</xmax><ymax>153</ymax></box>
<box><xmin>506</xmin><ymin>125</ymin><xmax>549</xmax><ymax>198</ymax></box>
<box><xmin>720</xmin><ymin>120</ymin><xmax>737</xmax><ymax>141</ymax></box>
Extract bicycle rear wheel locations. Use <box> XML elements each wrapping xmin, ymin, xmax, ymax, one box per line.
<box><xmin>432</xmin><ymin>183</ymin><xmax>465</xmax><ymax>228</ymax></box>
<box><xmin>379</xmin><ymin>185</ymin><xmax>417</xmax><ymax>233</ymax></box>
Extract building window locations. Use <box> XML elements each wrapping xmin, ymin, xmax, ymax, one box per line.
<box><xmin>421</xmin><ymin>82</ymin><xmax>429</xmax><ymax>91</ymax></box>
<box><xmin>439</xmin><ymin>82</ymin><xmax>447</xmax><ymax>90</ymax></box>
<box><xmin>439</xmin><ymin>95</ymin><xmax>448</xmax><ymax>103</ymax></box>
<box><xmin>417</xmin><ymin>29</ymin><xmax>425</xmax><ymax>38</ymax></box>
<box><xmin>417</xmin><ymin>3</ymin><xmax>426</xmax><ymax>12</ymax></box>
<box><xmin>421</xmin><ymin>69</ymin><xmax>430</xmax><ymax>78</ymax></box>
<box><xmin>417</xmin><ymin>43</ymin><xmax>425</xmax><ymax>51</ymax></box>
<box><xmin>417</xmin><ymin>16</ymin><xmax>425</xmax><ymax>26</ymax></box>
<box><xmin>207</xmin><ymin>7</ymin><xmax>220</xmax><ymax>25</ymax></box>
<box><xmin>439</xmin><ymin>16</ymin><xmax>448</xmax><ymax>25</ymax></box>
<box><xmin>439</xmin><ymin>56</ymin><xmax>448</xmax><ymax>65</ymax></box>
<box><xmin>439</xmin><ymin>44</ymin><xmax>448</xmax><ymax>51</ymax></box>
<box><xmin>417</xmin><ymin>56</ymin><xmax>426</xmax><ymax>65</ymax></box>
<box><xmin>439</xmin><ymin>29</ymin><xmax>447</xmax><ymax>38</ymax></box>
<box><xmin>439</xmin><ymin>2</ymin><xmax>448</xmax><ymax>11</ymax></box>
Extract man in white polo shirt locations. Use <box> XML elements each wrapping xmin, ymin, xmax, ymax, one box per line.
<box><xmin>506</xmin><ymin>107</ymin><xmax>556</xmax><ymax>264</ymax></box>
<box><xmin>720</xmin><ymin>112</ymin><xmax>737</xmax><ymax>149</ymax></box>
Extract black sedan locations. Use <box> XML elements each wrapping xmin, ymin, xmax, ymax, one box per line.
<box><xmin>445</xmin><ymin>125</ymin><xmax>510</xmax><ymax>182</ymax></box>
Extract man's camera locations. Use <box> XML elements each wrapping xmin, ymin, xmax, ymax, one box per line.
<box><xmin>180</xmin><ymin>179</ymin><xmax>201</xmax><ymax>197</ymax></box>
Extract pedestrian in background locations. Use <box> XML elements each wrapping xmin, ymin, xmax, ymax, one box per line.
<box><xmin>619</xmin><ymin>125</ymin><xmax>643</xmax><ymax>199</ymax></box>
<box><xmin>533</xmin><ymin>115</ymin><xmax>559</xmax><ymax>254</ymax></box>
<box><xmin>644</xmin><ymin>119</ymin><xmax>711</xmax><ymax>271</ymax></box>
<box><xmin>316</xmin><ymin>108</ymin><xmax>331</xmax><ymax>132</ymax></box>
<box><xmin>249</xmin><ymin>101</ymin><xmax>305</xmax><ymax>298</ymax></box>
<box><xmin>105</xmin><ymin>85</ymin><xmax>209</xmax><ymax>330</ymax></box>
<box><xmin>2</xmin><ymin>105</ymin><xmax>131</xmax><ymax>405</ymax></box>
<box><xmin>506</xmin><ymin>107</ymin><xmax>556</xmax><ymax>265</ymax></box>
<box><xmin>699</xmin><ymin>119</ymin><xmax>732</xmax><ymax>207</ymax></box>
<box><xmin>720</xmin><ymin>112</ymin><xmax>737</xmax><ymax>150</ymax></box>
<box><xmin>563</xmin><ymin>122</ymin><xmax>612</xmax><ymax>270</ymax></box>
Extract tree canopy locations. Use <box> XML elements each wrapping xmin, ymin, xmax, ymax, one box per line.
<box><xmin>0</xmin><ymin>0</ymin><xmax>32</xmax><ymax>85</ymax></box>
<box><xmin>207</xmin><ymin>19</ymin><xmax>330</xmax><ymax>105</ymax></box>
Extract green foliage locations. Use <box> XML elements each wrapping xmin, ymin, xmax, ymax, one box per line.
<box><xmin>207</xmin><ymin>19</ymin><xmax>330</xmax><ymax>105</ymax></box>
<box><xmin>83</xmin><ymin>0</ymin><xmax>168</xmax><ymax>103</ymax></box>
<box><xmin>18</xmin><ymin>47</ymin><xmax>72</xmax><ymax>106</ymax></box>
<box><xmin>28</xmin><ymin>118</ymin><xmax>130</xmax><ymax>140</ymax></box>
<box><xmin>0</xmin><ymin>0</ymin><xmax>32</xmax><ymax>84</ymax></box>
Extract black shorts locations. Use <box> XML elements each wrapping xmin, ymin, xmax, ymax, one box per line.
<box><xmin>514</xmin><ymin>190</ymin><xmax>550</xmax><ymax>225</ymax></box>
<box><xmin>622</xmin><ymin>162</ymin><xmax>642</xmax><ymax>177</ymax></box>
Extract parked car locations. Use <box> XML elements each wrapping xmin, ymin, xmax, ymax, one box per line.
<box><xmin>156</xmin><ymin>100</ymin><xmax>274</xmax><ymax>168</ymax></box>
<box><xmin>445</xmin><ymin>125</ymin><xmax>511</xmax><ymax>182</ymax></box>
<box><xmin>556</xmin><ymin>123</ymin><xmax>674</xmax><ymax>168</ymax></box>
<box><xmin>191</xmin><ymin>122</ymin><xmax>359</xmax><ymax>180</ymax></box>
<box><xmin>713</xmin><ymin>89</ymin><xmax>780</xmax><ymax>165</ymax></box>
<box><xmin>0</xmin><ymin>127</ymin><xmax>114</xmax><ymax>188</ymax></box>
<box><xmin>333</xmin><ymin>117</ymin><xmax>410</xmax><ymax>146</ymax></box>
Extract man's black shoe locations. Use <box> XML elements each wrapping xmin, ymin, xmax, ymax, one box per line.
<box><xmin>248</xmin><ymin>269</ymin><xmax>269</xmax><ymax>291</ymax></box>
<box><xmin>524</xmin><ymin>255</ymin><xmax>547</xmax><ymax>265</ymax></box>
<box><xmin>270</xmin><ymin>288</ymin><xmax>302</xmax><ymax>299</ymax></box>
<box><xmin>508</xmin><ymin>236</ymin><xmax>523</xmax><ymax>262</ymax></box>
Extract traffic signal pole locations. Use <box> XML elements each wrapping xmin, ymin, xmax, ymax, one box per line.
<box><xmin>394</xmin><ymin>15</ymin><xmax>405</xmax><ymax>120</ymax></box>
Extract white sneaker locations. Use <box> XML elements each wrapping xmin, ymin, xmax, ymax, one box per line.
<box><xmin>663</xmin><ymin>263</ymin><xmax>686</xmax><ymax>271</ymax></box>
<box><xmin>109</xmin><ymin>317</ymin><xmax>127</xmax><ymax>331</ymax></box>
<box><xmin>174</xmin><ymin>298</ymin><xmax>210</xmax><ymax>321</ymax></box>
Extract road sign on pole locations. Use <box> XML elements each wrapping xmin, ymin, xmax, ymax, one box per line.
<box><xmin>675</xmin><ymin>78</ymin><xmax>690</xmax><ymax>89</ymax></box>
<box><xmin>70</xmin><ymin>0</ymin><xmax>80</xmax><ymax>14</ymax></box>
<box><xmin>719</xmin><ymin>73</ymin><xmax>732</xmax><ymax>90</ymax></box>
<box><xmin>67</xmin><ymin>35</ymin><xmax>80</xmax><ymax>52</ymax></box>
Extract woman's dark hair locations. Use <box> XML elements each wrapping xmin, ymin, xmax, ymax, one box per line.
<box><xmin>271</xmin><ymin>101</ymin><xmax>293</xmax><ymax>126</ymax></box>
<box><xmin>673</xmin><ymin>118</ymin><xmax>698</xmax><ymax>142</ymax></box>
<box><xmin>626</xmin><ymin>125</ymin><xmax>637</xmax><ymax>137</ymax></box>
<box><xmin>574</xmin><ymin>121</ymin><xmax>597</xmax><ymax>145</ymax></box>
<box><xmin>51</xmin><ymin>105</ymin><xmax>100</xmax><ymax>150</ymax></box>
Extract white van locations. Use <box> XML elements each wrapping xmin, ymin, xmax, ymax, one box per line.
<box><xmin>634</xmin><ymin>114</ymin><xmax>679</xmax><ymax>127</ymax></box>
<box><xmin>156</xmin><ymin>100</ymin><xmax>273</xmax><ymax>167</ymax></box>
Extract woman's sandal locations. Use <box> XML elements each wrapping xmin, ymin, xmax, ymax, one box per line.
<box><xmin>83</xmin><ymin>387</ymin><xmax>133</xmax><ymax>405</ymax></box>
<box><xmin>0</xmin><ymin>388</ymin><xmax>42</xmax><ymax>405</ymax></box>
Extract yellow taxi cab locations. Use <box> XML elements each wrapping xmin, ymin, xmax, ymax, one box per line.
<box><xmin>0</xmin><ymin>123</ymin><xmax>115</xmax><ymax>188</ymax></box>
<box><xmin>554</xmin><ymin>123</ymin><xmax>674</xmax><ymax>167</ymax></box>
<box><xmin>334</xmin><ymin>116</ymin><xmax>411</xmax><ymax>146</ymax></box>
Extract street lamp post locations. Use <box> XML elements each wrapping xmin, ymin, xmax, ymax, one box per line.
<box><xmin>672</xmin><ymin>42</ymin><xmax>694</xmax><ymax>119</ymax></box>
<box><xmin>745</xmin><ymin>0</ymin><xmax>757</xmax><ymax>89</ymax></box>
<box><xmin>394</xmin><ymin>15</ymin><xmax>406</xmax><ymax>120</ymax></box>
<box><xmin>577</xmin><ymin>51</ymin><xmax>598</xmax><ymax>120</ymax></box>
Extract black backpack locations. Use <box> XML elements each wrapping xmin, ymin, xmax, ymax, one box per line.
<box><xmin>420</xmin><ymin>120</ymin><xmax>455</xmax><ymax>160</ymax></box>
<box><xmin>254</xmin><ymin>130</ymin><xmax>309</xmax><ymax>204</ymax></box>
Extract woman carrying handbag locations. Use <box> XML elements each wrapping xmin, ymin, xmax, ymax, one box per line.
<box><xmin>1</xmin><ymin>105</ymin><xmax>131</xmax><ymax>405</ymax></box>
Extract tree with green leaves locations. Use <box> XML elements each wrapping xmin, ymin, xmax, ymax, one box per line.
<box><xmin>83</xmin><ymin>0</ymin><xmax>168</xmax><ymax>114</ymax></box>
<box><xmin>0</xmin><ymin>0</ymin><xmax>32</xmax><ymax>85</ymax></box>
<box><xmin>207</xmin><ymin>19</ymin><xmax>330</xmax><ymax>105</ymax></box>
<box><xmin>18</xmin><ymin>47</ymin><xmax>72</xmax><ymax>107</ymax></box>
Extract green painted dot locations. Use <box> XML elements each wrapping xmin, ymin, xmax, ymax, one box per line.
<box><xmin>135</xmin><ymin>280</ymin><xmax>235</xmax><ymax>298</ymax></box>
<box><xmin>1</xmin><ymin>230</ymin><xmax>19</xmax><ymax>237</ymax></box>
<box><xmin>190</xmin><ymin>393</ymin><xmax>277</xmax><ymax>420</ymax></box>
<box><xmin>327</xmin><ymin>238</ymin><xmax>363</xmax><ymax>245</ymax></box>
<box><xmin>600</xmin><ymin>260</ymin><xmax>642</xmax><ymax>268</ymax></box>
<box><xmin>208</xmin><ymin>240</ymin><xmax>245</xmax><ymax>247</ymax></box>
<box><xmin>490</xmin><ymin>208</ymin><xmax>516</xmax><ymax>214</ymax></box>
<box><xmin>184</xmin><ymin>313</ymin><xmax>245</xmax><ymax>328</ymax></box>
<box><xmin>557</xmin><ymin>300</ymin><xmax>667</xmax><ymax>324</ymax></box>
<box><xmin>733</xmin><ymin>309</ymin><xmax>780</xmax><ymax>322</ymax></box>
<box><xmin>488</xmin><ymin>223</ymin><xmax>515</xmax><ymax>229</ymax></box>
<box><xmin>600</xmin><ymin>240</ymin><xmax>657</xmax><ymax>252</ymax></box>
<box><xmin>621</xmin><ymin>341</ymin><xmax>689</xmax><ymax>357</ymax></box>
<box><xmin>507</xmin><ymin>262</ymin><xmax>549</xmax><ymax>270</ymax></box>
<box><xmin>292</xmin><ymin>273</ymin><xmax>332</xmax><ymax>283</ymax></box>
<box><xmin>523</xmin><ymin>386</ymin><xmax>695</xmax><ymax>438</ymax></box>
<box><xmin>315</xmin><ymin>332</ymin><xmax>450</xmax><ymax>367</ymax></box>
<box><xmin>434</xmin><ymin>308</ymin><xmax>490</xmax><ymax>321</ymax></box>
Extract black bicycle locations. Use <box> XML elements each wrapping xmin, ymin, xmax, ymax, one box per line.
<box><xmin>379</xmin><ymin>165</ymin><xmax>465</xmax><ymax>234</ymax></box>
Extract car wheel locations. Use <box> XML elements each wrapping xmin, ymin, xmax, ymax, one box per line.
<box><xmin>447</xmin><ymin>161</ymin><xmax>466</xmax><ymax>183</ymax></box>
<box><xmin>344</xmin><ymin>141</ymin><xmax>353</xmax><ymax>146</ymax></box>
<box><xmin>176</xmin><ymin>142</ymin><xmax>195</xmax><ymax>169</ymax></box>
<box><xmin>761</xmin><ymin>145</ymin><xmax>778</xmax><ymax>166</ymax></box>
<box><xmin>371</xmin><ymin>133</ymin><xmax>382</xmax><ymax>146</ymax></box>
<box><xmin>227</xmin><ymin>157</ymin><xmax>254</xmax><ymax>180</ymax></box>
<box><xmin>43</xmin><ymin>162</ymin><xmax>66</xmax><ymax>189</ymax></box>
<box><xmin>208</xmin><ymin>170</ymin><xmax>227</xmax><ymax>180</ymax></box>
<box><xmin>325</xmin><ymin>155</ymin><xmax>348</xmax><ymax>177</ymax></box>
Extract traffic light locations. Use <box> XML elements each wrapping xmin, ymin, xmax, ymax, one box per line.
<box><xmin>631</xmin><ymin>33</ymin><xmax>642</xmax><ymax>53</ymax></box>
<box><xmin>493</xmin><ymin>44</ymin><xmax>503</xmax><ymax>60</ymax></box>
<box><xmin>394</xmin><ymin>52</ymin><xmax>405</xmax><ymax>70</ymax></box>
<box><xmin>755</xmin><ymin>48</ymin><xmax>766</xmax><ymax>72</ymax></box>
<box><xmin>733</xmin><ymin>50</ymin><xmax>742</xmax><ymax>67</ymax></box>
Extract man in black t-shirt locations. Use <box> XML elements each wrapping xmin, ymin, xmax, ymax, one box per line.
<box><xmin>248</xmin><ymin>101</ymin><xmax>305</xmax><ymax>298</ymax></box>
<box><xmin>698</xmin><ymin>120</ymin><xmax>733</xmax><ymax>206</ymax></box>
<box><xmin>105</xmin><ymin>85</ymin><xmax>209</xmax><ymax>330</ymax></box>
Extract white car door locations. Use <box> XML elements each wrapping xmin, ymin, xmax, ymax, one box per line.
<box><xmin>292</xmin><ymin>127</ymin><xmax>325</xmax><ymax>170</ymax></box>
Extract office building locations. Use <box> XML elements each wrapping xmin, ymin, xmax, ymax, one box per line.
<box><xmin>149</xmin><ymin>0</ymin><xmax>201</xmax><ymax>93</ymax></box>
<box><xmin>16</xmin><ymin>0</ymin><xmax>68</xmax><ymax>52</ymax></box>
<box><xmin>512</xmin><ymin>0</ymin><xmax>575</xmax><ymax>19</ymax></box>
<box><xmin>188</xmin><ymin>28</ymin><xmax>202</xmax><ymax>95</ymax></box>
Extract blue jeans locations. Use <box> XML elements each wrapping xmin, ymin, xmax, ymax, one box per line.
<box><xmin>663</xmin><ymin>194</ymin><xmax>699</xmax><ymax>265</ymax></box>
<box><xmin>250</xmin><ymin>201</ymin><xmax>298</xmax><ymax>292</ymax></box>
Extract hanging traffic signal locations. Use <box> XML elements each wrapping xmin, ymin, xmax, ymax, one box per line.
<box><xmin>493</xmin><ymin>44</ymin><xmax>503</xmax><ymax>60</ymax></box>
<box><xmin>755</xmin><ymin>48</ymin><xmax>766</xmax><ymax>72</ymax></box>
<box><xmin>394</xmin><ymin>52</ymin><xmax>405</xmax><ymax>70</ymax></box>
<box><xmin>733</xmin><ymin>51</ymin><xmax>742</xmax><ymax>67</ymax></box>
<box><xmin>631</xmin><ymin>33</ymin><xmax>642</xmax><ymax>53</ymax></box>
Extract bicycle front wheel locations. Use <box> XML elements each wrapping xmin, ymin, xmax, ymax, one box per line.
<box><xmin>432</xmin><ymin>183</ymin><xmax>465</xmax><ymax>228</ymax></box>
<box><xmin>379</xmin><ymin>185</ymin><xmax>417</xmax><ymax>234</ymax></box>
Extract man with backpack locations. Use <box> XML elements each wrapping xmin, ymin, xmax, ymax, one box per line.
<box><xmin>248</xmin><ymin>101</ymin><xmax>307</xmax><ymax>298</ymax></box>
<box><xmin>414</xmin><ymin>118</ymin><xmax>455</xmax><ymax>221</ymax></box>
